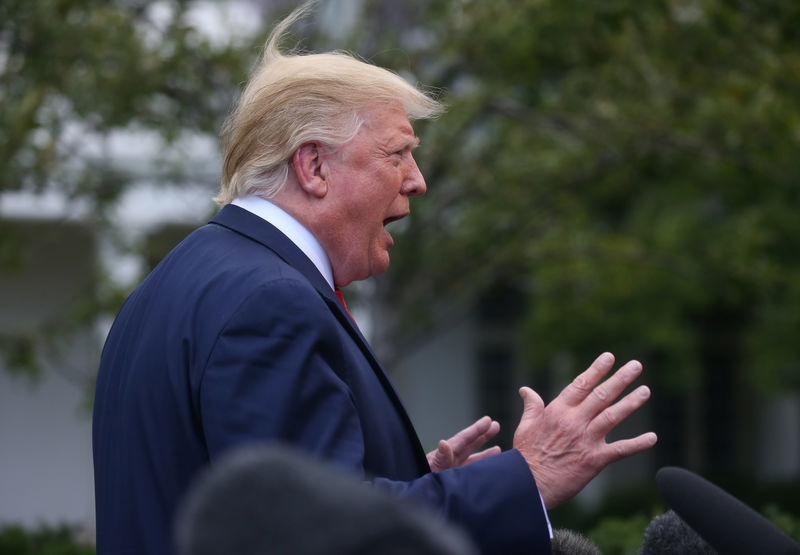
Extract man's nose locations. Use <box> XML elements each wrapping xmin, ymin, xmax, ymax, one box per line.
<box><xmin>403</xmin><ymin>157</ymin><xmax>427</xmax><ymax>196</ymax></box>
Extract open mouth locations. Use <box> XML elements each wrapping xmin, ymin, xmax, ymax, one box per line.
<box><xmin>383</xmin><ymin>213</ymin><xmax>407</xmax><ymax>227</ymax></box>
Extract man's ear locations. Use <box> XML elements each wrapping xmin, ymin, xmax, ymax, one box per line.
<box><xmin>292</xmin><ymin>142</ymin><xmax>328</xmax><ymax>199</ymax></box>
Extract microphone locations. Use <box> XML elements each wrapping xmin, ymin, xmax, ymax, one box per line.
<box><xmin>550</xmin><ymin>528</ymin><xmax>601</xmax><ymax>554</ymax></box>
<box><xmin>656</xmin><ymin>466</ymin><xmax>800</xmax><ymax>555</ymax></box>
<box><xmin>640</xmin><ymin>510</ymin><xmax>716</xmax><ymax>554</ymax></box>
<box><xmin>174</xmin><ymin>444</ymin><xmax>478</xmax><ymax>555</ymax></box>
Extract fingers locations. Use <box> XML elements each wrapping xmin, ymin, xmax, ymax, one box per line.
<box><xmin>512</xmin><ymin>354</ymin><xmax>656</xmax><ymax>509</ymax></box>
<box><xmin>587</xmin><ymin>383</ymin><xmax>651</xmax><ymax>438</ymax></box>
<box><xmin>451</xmin><ymin>415</ymin><xmax>493</xmax><ymax>445</ymax></box>
<box><xmin>469</xmin><ymin>419</ymin><xmax>500</xmax><ymax>451</ymax></box>
<box><xmin>579</xmin><ymin>359</ymin><xmax>643</xmax><ymax>418</ymax></box>
<box><xmin>446</xmin><ymin>416</ymin><xmax>500</xmax><ymax>460</ymax></box>
<box><xmin>559</xmin><ymin>352</ymin><xmax>616</xmax><ymax>406</ymax></box>
<box><xmin>465</xmin><ymin>446</ymin><xmax>502</xmax><ymax>464</ymax></box>
<box><xmin>428</xmin><ymin>416</ymin><xmax>502</xmax><ymax>471</ymax></box>
<box><xmin>428</xmin><ymin>441</ymin><xmax>502</xmax><ymax>472</ymax></box>
<box><xmin>602</xmin><ymin>432</ymin><xmax>658</xmax><ymax>464</ymax></box>
<box><xmin>558</xmin><ymin>354</ymin><xmax>645</xmax><ymax>423</ymax></box>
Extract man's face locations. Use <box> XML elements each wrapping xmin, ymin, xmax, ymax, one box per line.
<box><xmin>322</xmin><ymin>103</ymin><xmax>426</xmax><ymax>287</ymax></box>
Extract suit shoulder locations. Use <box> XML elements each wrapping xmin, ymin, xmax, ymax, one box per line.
<box><xmin>158</xmin><ymin>223</ymin><xmax>308</xmax><ymax>286</ymax></box>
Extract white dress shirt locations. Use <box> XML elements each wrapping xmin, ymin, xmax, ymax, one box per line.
<box><xmin>231</xmin><ymin>195</ymin><xmax>335</xmax><ymax>291</ymax></box>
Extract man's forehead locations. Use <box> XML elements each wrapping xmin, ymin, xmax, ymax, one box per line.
<box><xmin>362</xmin><ymin>109</ymin><xmax>418</xmax><ymax>144</ymax></box>
<box><xmin>375</xmin><ymin>130</ymin><xmax>419</xmax><ymax>152</ymax></box>
<box><xmin>362</xmin><ymin>103</ymin><xmax>411</xmax><ymax>126</ymax></box>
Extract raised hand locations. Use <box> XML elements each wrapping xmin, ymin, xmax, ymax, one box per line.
<box><xmin>427</xmin><ymin>416</ymin><xmax>502</xmax><ymax>472</ymax></box>
<box><xmin>513</xmin><ymin>352</ymin><xmax>657</xmax><ymax>509</ymax></box>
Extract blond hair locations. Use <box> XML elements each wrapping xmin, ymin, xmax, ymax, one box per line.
<box><xmin>215</xmin><ymin>3</ymin><xmax>444</xmax><ymax>205</ymax></box>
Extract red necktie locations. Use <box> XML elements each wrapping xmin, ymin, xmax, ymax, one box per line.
<box><xmin>335</xmin><ymin>289</ymin><xmax>357</xmax><ymax>326</ymax></box>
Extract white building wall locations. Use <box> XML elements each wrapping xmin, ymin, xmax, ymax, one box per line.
<box><xmin>0</xmin><ymin>368</ymin><xmax>94</xmax><ymax>531</ymax></box>
<box><xmin>389</xmin><ymin>316</ymin><xmax>478</xmax><ymax>452</ymax></box>
<box><xmin>0</xmin><ymin>217</ymin><xmax>98</xmax><ymax>532</ymax></box>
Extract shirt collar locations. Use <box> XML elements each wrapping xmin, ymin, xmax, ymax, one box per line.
<box><xmin>231</xmin><ymin>195</ymin><xmax>334</xmax><ymax>290</ymax></box>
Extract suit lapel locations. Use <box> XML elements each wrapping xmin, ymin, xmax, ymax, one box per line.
<box><xmin>209</xmin><ymin>205</ymin><xmax>430</xmax><ymax>473</ymax></box>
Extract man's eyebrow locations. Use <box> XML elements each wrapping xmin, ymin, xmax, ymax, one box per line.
<box><xmin>386</xmin><ymin>136</ymin><xmax>420</xmax><ymax>151</ymax></box>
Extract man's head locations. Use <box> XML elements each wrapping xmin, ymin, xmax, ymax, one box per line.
<box><xmin>216</xmin><ymin>4</ymin><xmax>443</xmax><ymax>286</ymax></box>
<box><xmin>216</xmin><ymin>4</ymin><xmax>443</xmax><ymax>206</ymax></box>
<box><xmin>290</xmin><ymin>102</ymin><xmax>427</xmax><ymax>285</ymax></box>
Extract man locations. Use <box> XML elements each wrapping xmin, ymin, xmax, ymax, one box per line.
<box><xmin>93</xmin><ymin>5</ymin><xmax>657</xmax><ymax>554</ymax></box>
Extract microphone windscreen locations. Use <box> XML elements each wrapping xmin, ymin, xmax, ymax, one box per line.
<box><xmin>551</xmin><ymin>528</ymin><xmax>601</xmax><ymax>554</ymax></box>
<box><xmin>640</xmin><ymin>510</ymin><xmax>715</xmax><ymax>554</ymax></box>
<box><xmin>656</xmin><ymin>466</ymin><xmax>800</xmax><ymax>555</ymax></box>
<box><xmin>174</xmin><ymin>444</ymin><xmax>478</xmax><ymax>555</ymax></box>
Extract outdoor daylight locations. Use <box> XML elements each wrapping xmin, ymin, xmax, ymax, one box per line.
<box><xmin>1</xmin><ymin>1</ymin><xmax>799</xmax><ymax>553</ymax></box>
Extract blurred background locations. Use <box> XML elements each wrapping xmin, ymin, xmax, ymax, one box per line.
<box><xmin>1</xmin><ymin>0</ymin><xmax>798</xmax><ymax>552</ymax></box>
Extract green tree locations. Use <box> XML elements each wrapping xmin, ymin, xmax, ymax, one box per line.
<box><xmin>3</xmin><ymin>0</ymin><xmax>799</xmax><ymax>477</ymax></box>
<box><xmin>383</xmin><ymin>0</ymin><xmax>800</xmax><ymax>474</ymax></box>
<box><xmin>0</xmin><ymin>0</ymin><xmax>262</xmax><ymax>375</ymax></box>
<box><xmin>0</xmin><ymin>0</ymin><xmax>254</xmax><ymax>202</ymax></box>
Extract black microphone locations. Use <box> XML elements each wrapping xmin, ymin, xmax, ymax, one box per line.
<box><xmin>656</xmin><ymin>466</ymin><xmax>800</xmax><ymax>555</ymax></box>
<box><xmin>174</xmin><ymin>444</ymin><xmax>478</xmax><ymax>555</ymax></box>
<box><xmin>640</xmin><ymin>510</ymin><xmax>716</xmax><ymax>554</ymax></box>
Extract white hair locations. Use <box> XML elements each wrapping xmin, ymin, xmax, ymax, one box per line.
<box><xmin>215</xmin><ymin>3</ymin><xmax>444</xmax><ymax>205</ymax></box>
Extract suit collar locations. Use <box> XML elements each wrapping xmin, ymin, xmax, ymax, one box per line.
<box><xmin>231</xmin><ymin>195</ymin><xmax>334</xmax><ymax>289</ymax></box>
<box><xmin>211</xmin><ymin>204</ymin><xmax>334</xmax><ymax>297</ymax></box>
<box><xmin>210</xmin><ymin>204</ymin><xmax>378</xmax><ymax>368</ymax></box>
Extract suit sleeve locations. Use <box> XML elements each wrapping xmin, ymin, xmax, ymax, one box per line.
<box><xmin>198</xmin><ymin>278</ymin><xmax>551</xmax><ymax>555</ymax></box>
<box><xmin>376</xmin><ymin>451</ymin><xmax>552</xmax><ymax>554</ymax></box>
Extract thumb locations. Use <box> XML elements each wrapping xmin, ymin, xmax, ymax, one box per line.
<box><xmin>513</xmin><ymin>387</ymin><xmax>546</xmax><ymax>456</ymax></box>
<box><xmin>427</xmin><ymin>439</ymin><xmax>454</xmax><ymax>471</ymax></box>
<box><xmin>518</xmin><ymin>387</ymin><xmax>545</xmax><ymax>420</ymax></box>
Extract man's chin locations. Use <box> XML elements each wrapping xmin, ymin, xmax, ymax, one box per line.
<box><xmin>369</xmin><ymin>254</ymin><xmax>391</xmax><ymax>279</ymax></box>
<box><xmin>334</xmin><ymin>264</ymin><xmax>386</xmax><ymax>288</ymax></box>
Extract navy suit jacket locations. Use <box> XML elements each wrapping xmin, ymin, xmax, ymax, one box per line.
<box><xmin>93</xmin><ymin>204</ymin><xmax>551</xmax><ymax>554</ymax></box>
